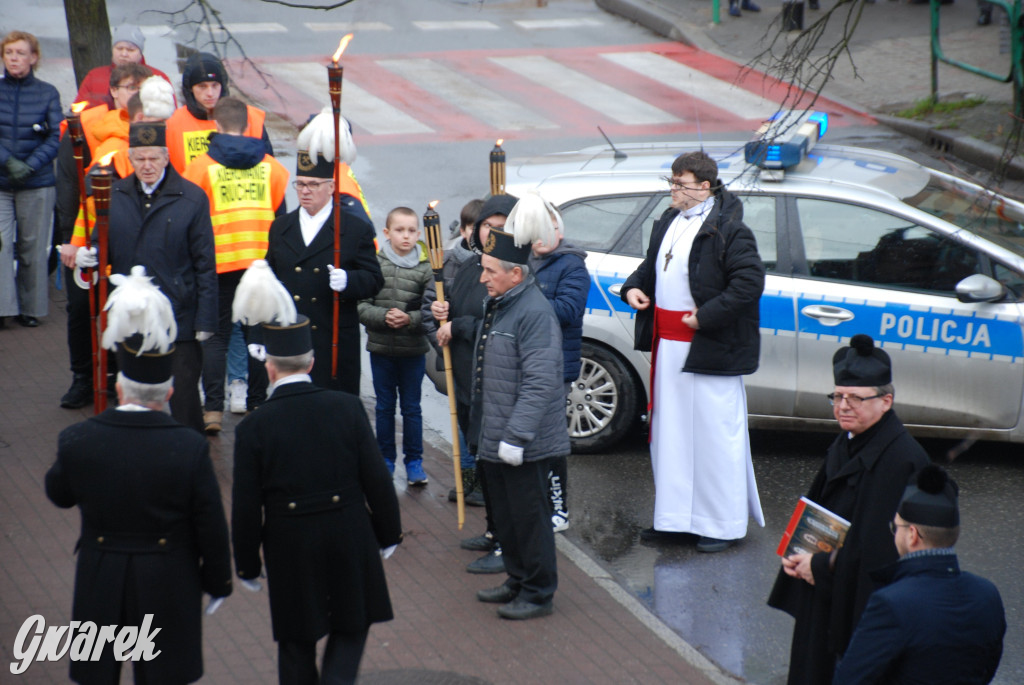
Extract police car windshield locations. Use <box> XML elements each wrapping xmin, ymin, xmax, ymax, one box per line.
<box><xmin>902</xmin><ymin>173</ymin><xmax>1024</xmax><ymax>259</ymax></box>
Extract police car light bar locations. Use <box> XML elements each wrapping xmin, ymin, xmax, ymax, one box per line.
<box><xmin>744</xmin><ymin>110</ymin><xmax>828</xmax><ymax>171</ymax></box>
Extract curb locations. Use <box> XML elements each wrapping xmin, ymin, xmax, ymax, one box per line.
<box><xmin>595</xmin><ymin>0</ymin><xmax>695</xmax><ymax>45</ymax></box>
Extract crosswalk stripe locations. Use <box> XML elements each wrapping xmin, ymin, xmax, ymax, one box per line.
<box><xmin>413</xmin><ymin>20</ymin><xmax>500</xmax><ymax>31</ymax></box>
<box><xmin>304</xmin><ymin>22</ymin><xmax>393</xmax><ymax>32</ymax></box>
<box><xmin>490</xmin><ymin>55</ymin><xmax>681</xmax><ymax>126</ymax></box>
<box><xmin>200</xmin><ymin>22</ymin><xmax>288</xmax><ymax>34</ymax></box>
<box><xmin>377</xmin><ymin>59</ymin><xmax>557</xmax><ymax>132</ymax></box>
<box><xmin>600</xmin><ymin>52</ymin><xmax>776</xmax><ymax>121</ymax></box>
<box><xmin>513</xmin><ymin>18</ymin><xmax>604</xmax><ymax>29</ymax></box>
<box><xmin>265</xmin><ymin>62</ymin><xmax>434</xmax><ymax>135</ymax></box>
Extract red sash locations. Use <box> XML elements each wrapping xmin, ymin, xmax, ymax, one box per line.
<box><xmin>648</xmin><ymin>307</ymin><xmax>695</xmax><ymax>440</ymax></box>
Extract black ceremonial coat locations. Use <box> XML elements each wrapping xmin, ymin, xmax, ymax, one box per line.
<box><xmin>232</xmin><ymin>381</ymin><xmax>402</xmax><ymax>641</ymax></box>
<box><xmin>265</xmin><ymin>200</ymin><xmax>383</xmax><ymax>395</ymax></box>
<box><xmin>767</xmin><ymin>409</ymin><xmax>930</xmax><ymax>685</ymax></box>
<box><xmin>45</xmin><ymin>409</ymin><xmax>232</xmax><ymax>685</ymax></box>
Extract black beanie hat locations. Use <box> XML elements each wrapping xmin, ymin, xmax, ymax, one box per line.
<box><xmin>898</xmin><ymin>465</ymin><xmax>960</xmax><ymax>528</ymax></box>
<box><xmin>833</xmin><ymin>334</ymin><xmax>891</xmax><ymax>387</ymax></box>
<box><xmin>470</xmin><ymin>194</ymin><xmax>519</xmax><ymax>254</ymax></box>
<box><xmin>182</xmin><ymin>52</ymin><xmax>230</xmax><ymax>119</ymax></box>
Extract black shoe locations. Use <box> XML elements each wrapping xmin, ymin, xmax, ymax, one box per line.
<box><xmin>498</xmin><ymin>598</ymin><xmax>553</xmax><ymax>620</ymax></box>
<box><xmin>15</xmin><ymin>315</ymin><xmax>39</xmax><ymax>327</ymax></box>
<box><xmin>477</xmin><ymin>584</ymin><xmax>518</xmax><ymax>604</ymax></box>
<box><xmin>978</xmin><ymin>9</ymin><xmax>992</xmax><ymax>24</ymax></box>
<box><xmin>639</xmin><ymin>527</ymin><xmax>695</xmax><ymax>543</ymax></box>
<box><xmin>741</xmin><ymin>0</ymin><xmax>761</xmax><ymax>10</ymax></box>
<box><xmin>448</xmin><ymin>487</ymin><xmax>486</xmax><ymax>507</ymax></box>
<box><xmin>60</xmin><ymin>374</ymin><xmax>94</xmax><ymax>409</ymax></box>
<box><xmin>728</xmin><ymin>0</ymin><xmax>741</xmax><ymax>16</ymax></box>
<box><xmin>460</xmin><ymin>531</ymin><xmax>496</xmax><ymax>552</ymax></box>
<box><xmin>696</xmin><ymin>536</ymin><xmax>738</xmax><ymax>553</ymax></box>
<box><xmin>809</xmin><ymin>0</ymin><xmax>820</xmax><ymax>8</ymax></box>
<box><xmin>466</xmin><ymin>548</ymin><xmax>505</xmax><ymax>574</ymax></box>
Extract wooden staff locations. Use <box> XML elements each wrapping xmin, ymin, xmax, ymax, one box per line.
<box><xmin>327</xmin><ymin>36</ymin><xmax>351</xmax><ymax>380</ymax></box>
<box><xmin>92</xmin><ymin>163</ymin><xmax>114</xmax><ymax>413</ymax></box>
<box><xmin>424</xmin><ymin>201</ymin><xmax>464</xmax><ymax>530</ymax></box>
<box><xmin>67</xmin><ymin>105</ymin><xmax>102</xmax><ymax>410</ymax></box>
<box><xmin>489</xmin><ymin>139</ymin><xmax>506</xmax><ymax>197</ymax></box>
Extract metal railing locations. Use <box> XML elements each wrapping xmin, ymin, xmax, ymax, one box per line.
<box><xmin>931</xmin><ymin>0</ymin><xmax>1022</xmax><ymax>116</ymax></box>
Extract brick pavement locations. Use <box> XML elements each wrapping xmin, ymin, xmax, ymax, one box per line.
<box><xmin>0</xmin><ymin>281</ymin><xmax>728</xmax><ymax>684</ymax></box>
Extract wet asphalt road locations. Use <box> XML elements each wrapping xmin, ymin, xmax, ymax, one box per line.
<box><xmin>560</xmin><ymin>427</ymin><xmax>1024</xmax><ymax>684</ymax></box>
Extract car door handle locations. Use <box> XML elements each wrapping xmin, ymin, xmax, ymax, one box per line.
<box><xmin>801</xmin><ymin>304</ymin><xmax>854</xmax><ymax>326</ymax></box>
<box><xmin>608</xmin><ymin>283</ymin><xmax>623</xmax><ymax>297</ymax></box>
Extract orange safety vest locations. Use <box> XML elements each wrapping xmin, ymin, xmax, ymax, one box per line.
<box><xmin>70</xmin><ymin>196</ymin><xmax>96</xmax><ymax>248</ymax></box>
<box><xmin>87</xmin><ymin>109</ymin><xmax>133</xmax><ymax>178</ymax></box>
<box><xmin>166</xmin><ymin>104</ymin><xmax>267</xmax><ymax>174</ymax></box>
<box><xmin>183</xmin><ymin>151</ymin><xmax>289</xmax><ymax>273</ymax></box>
<box><xmin>338</xmin><ymin>163</ymin><xmax>371</xmax><ymax>220</ymax></box>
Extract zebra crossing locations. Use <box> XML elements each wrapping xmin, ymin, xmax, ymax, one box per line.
<box><xmin>230</xmin><ymin>41</ymin><xmax>871</xmax><ymax>145</ymax></box>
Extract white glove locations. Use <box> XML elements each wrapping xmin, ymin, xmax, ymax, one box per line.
<box><xmin>327</xmin><ymin>264</ymin><xmax>347</xmax><ymax>292</ymax></box>
<box><xmin>195</xmin><ymin>331</ymin><xmax>213</xmax><ymax>342</ymax></box>
<box><xmin>75</xmin><ymin>246</ymin><xmax>98</xmax><ymax>268</ymax></box>
<box><xmin>205</xmin><ymin>596</ymin><xmax>225</xmax><ymax>616</ymax></box>
<box><xmin>381</xmin><ymin>544</ymin><xmax>398</xmax><ymax>560</ymax></box>
<box><xmin>240</xmin><ymin>578</ymin><xmax>262</xmax><ymax>592</ymax></box>
<box><xmin>497</xmin><ymin>441</ymin><xmax>524</xmax><ymax>466</ymax></box>
<box><xmin>247</xmin><ymin>344</ymin><xmax>266</xmax><ymax>362</ymax></box>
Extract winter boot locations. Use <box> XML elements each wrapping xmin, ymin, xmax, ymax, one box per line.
<box><xmin>60</xmin><ymin>373</ymin><xmax>93</xmax><ymax>409</ymax></box>
<box><xmin>729</xmin><ymin>0</ymin><xmax>742</xmax><ymax>16</ymax></box>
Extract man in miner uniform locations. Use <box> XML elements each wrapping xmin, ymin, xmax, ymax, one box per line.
<box><xmin>183</xmin><ymin>96</ymin><xmax>289</xmax><ymax>432</ymax></box>
<box><xmin>231</xmin><ymin>262</ymin><xmax>402</xmax><ymax>683</ymax></box>
<box><xmin>45</xmin><ymin>267</ymin><xmax>232</xmax><ymax>684</ymax></box>
<box><xmin>261</xmin><ymin>109</ymin><xmax>382</xmax><ymax>395</ymax></box>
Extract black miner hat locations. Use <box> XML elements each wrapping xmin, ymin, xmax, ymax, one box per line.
<box><xmin>833</xmin><ymin>334</ymin><xmax>891</xmax><ymax>387</ymax></box>
<box><xmin>263</xmin><ymin>314</ymin><xmax>313</xmax><ymax>357</ymax></box>
<box><xmin>129</xmin><ymin>121</ymin><xmax>166</xmax><ymax>148</ymax></box>
<box><xmin>116</xmin><ymin>334</ymin><xmax>175</xmax><ymax>384</ymax></box>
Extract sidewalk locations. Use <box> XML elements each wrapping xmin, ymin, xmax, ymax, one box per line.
<box><xmin>0</xmin><ymin>284</ymin><xmax>733</xmax><ymax>683</ymax></box>
<box><xmin>598</xmin><ymin>0</ymin><xmax>1023</xmax><ymax>178</ymax></box>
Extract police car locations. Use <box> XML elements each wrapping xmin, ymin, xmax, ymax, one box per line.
<box><xmin>506</xmin><ymin>113</ymin><xmax>1024</xmax><ymax>452</ymax></box>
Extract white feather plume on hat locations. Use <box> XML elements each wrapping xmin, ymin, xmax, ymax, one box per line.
<box><xmin>139</xmin><ymin>76</ymin><xmax>176</xmax><ymax>120</ymax></box>
<box><xmin>297</xmin><ymin>106</ymin><xmax>356</xmax><ymax>165</ymax></box>
<box><xmin>102</xmin><ymin>265</ymin><xmax>177</xmax><ymax>354</ymax></box>
<box><xmin>232</xmin><ymin>260</ymin><xmax>297</xmax><ymax>326</ymax></box>
<box><xmin>505</xmin><ymin>191</ymin><xmax>561</xmax><ymax>248</ymax></box>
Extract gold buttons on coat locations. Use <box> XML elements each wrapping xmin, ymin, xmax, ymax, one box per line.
<box><xmin>158</xmin><ymin>538</ymin><xmax>167</xmax><ymax>546</ymax></box>
<box><xmin>314</xmin><ymin>267</ymin><xmax>321</xmax><ymax>274</ymax></box>
<box><xmin>311</xmin><ymin>297</ymin><xmax>317</xmax><ymax>303</ymax></box>
<box><xmin>293</xmin><ymin>295</ymin><xmax>300</xmax><ymax>301</ymax></box>
<box><xmin>288</xmin><ymin>502</ymin><xmax>296</xmax><ymax>510</ymax></box>
<box><xmin>295</xmin><ymin>266</ymin><xmax>302</xmax><ymax>273</ymax></box>
<box><xmin>331</xmin><ymin>495</ymin><xmax>340</xmax><ymax>503</ymax></box>
<box><xmin>97</xmin><ymin>536</ymin><xmax>104</xmax><ymax>543</ymax></box>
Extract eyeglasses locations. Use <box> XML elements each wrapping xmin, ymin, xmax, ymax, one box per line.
<box><xmin>114</xmin><ymin>83</ymin><xmax>140</xmax><ymax>92</ymax></box>
<box><xmin>827</xmin><ymin>392</ymin><xmax>884</xmax><ymax>407</ymax></box>
<box><xmin>661</xmin><ymin>176</ymin><xmax>704</xmax><ymax>192</ymax></box>
<box><xmin>292</xmin><ymin>180</ymin><xmax>330</xmax><ymax>191</ymax></box>
<box><xmin>889</xmin><ymin>521</ymin><xmax>910</xmax><ymax>535</ymax></box>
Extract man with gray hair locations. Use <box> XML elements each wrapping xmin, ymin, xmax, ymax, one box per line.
<box><xmin>470</xmin><ymin>218</ymin><xmax>570</xmax><ymax>620</ymax></box>
<box><xmin>46</xmin><ymin>269</ymin><xmax>232</xmax><ymax>684</ymax></box>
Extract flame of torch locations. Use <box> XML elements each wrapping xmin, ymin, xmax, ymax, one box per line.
<box><xmin>489</xmin><ymin>139</ymin><xmax>506</xmax><ymax>197</ymax></box>
<box><xmin>332</xmin><ymin>34</ymin><xmax>354</xmax><ymax>64</ymax></box>
<box><xmin>71</xmin><ymin>101</ymin><xmax>88</xmax><ymax>114</ymax></box>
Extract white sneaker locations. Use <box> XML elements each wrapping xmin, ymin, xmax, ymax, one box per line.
<box><xmin>229</xmin><ymin>379</ymin><xmax>247</xmax><ymax>414</ymax></box>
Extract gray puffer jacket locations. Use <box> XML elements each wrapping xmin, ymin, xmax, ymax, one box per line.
<box><xmin>469</xmin><ymin>276</ymin><xmax>571</xmax><ymax>463</ymax></box>
<box><xmin>358</xmin><ymin>243</ymin><xmax>433</xmax><ymax>357</ymax></box>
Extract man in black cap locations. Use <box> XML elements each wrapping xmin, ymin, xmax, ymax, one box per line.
<box><xmin>164</xmin><ymin>51</ymin><xmax>272</xmax><ymax>173</ymax></box>
<box><xmin>469</xmin><ymin>214</ymin><xmax>570</xmax><ymax>620</ymax></box>
<box><xmin>834</xmin><ymin>465</ymin><xmax>1005</xmax><ymax>684</ymax></box>
<box><xmin>768</xmin><ymin>333</ymin><xmax>932</xmax><ymax>685</ymax></box>
<box><xmin>262</xmin><ymin>131</ymin><xmax>382</xmax><ymax>396</ymax></box>
<box><xmin>232</xmin><ymin>298</ymin><xmax>403</xmax><ymax>684</ymax></box>
<box><xmin>77</xmin><ymin>120</ymin><xmax>218</xmax><ymax>433</ymax></box>
<box><xmin>45</xmin><ymin>269</ymin><xmax>232</xmax><ymax>684</ymax></box>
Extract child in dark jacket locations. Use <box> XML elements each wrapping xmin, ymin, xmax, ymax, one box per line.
<box><xmin>358</xmin><ymin>207</ymin><xmax>433</xmax><ymax>484</ymax></box>
<box><xmin>527</xmin><ymin>195</ymin><xmax>590</xmax><ymax>531</ymax></box>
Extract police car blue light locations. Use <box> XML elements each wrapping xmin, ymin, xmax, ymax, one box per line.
<box><xmin>744</xmin><ymin>110</ymin><xmax>829</xmax><ymax>171</ymax></box>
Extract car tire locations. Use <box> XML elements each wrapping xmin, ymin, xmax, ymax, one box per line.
<box><xmin>568</xmin><ymin>342</ymin><xmax>642</xmax><ymax>454</ymax></box>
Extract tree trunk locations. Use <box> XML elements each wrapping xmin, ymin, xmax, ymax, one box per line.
<box><xmin>63</xmin><ymin>0</ymin><xmax>112</xmax><ymax>89</ymax></box>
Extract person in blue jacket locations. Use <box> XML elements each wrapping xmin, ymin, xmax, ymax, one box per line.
<box><xmin>0</xmin><ymin>31</ymin><xmax>61</xmax><ymax>328</ymax></box>
<box><xmin>834</xmin><ymin>465</ymin><xmax>1005</xmax><ymax>685</ymax></box>
<box><xmin>526</xmin><ymin>193</ymin><xmax>589</xmax><ymax>532</ymax></box>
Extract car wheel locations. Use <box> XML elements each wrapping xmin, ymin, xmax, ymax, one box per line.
<box><xmin>568</xmin><ymin>342</ymin><xmax>642</xmax><ymax>454</ymax></box>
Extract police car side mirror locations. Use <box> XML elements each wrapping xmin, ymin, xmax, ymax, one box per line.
<box><xmin>955</xmin><ymin>274</ymin><xmax>1006</xmax><ymax>303</ymax></box>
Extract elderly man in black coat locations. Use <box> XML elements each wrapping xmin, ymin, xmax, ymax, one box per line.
<box><xmin>262</xmin><ymin>147</ymin><xmax>383</xmax><ymax>397</ymax></box>
<box><xmin>75</xmin><ymin>120</ymin><xmax>217</xmax><ymax>434</ymax></box>
<box><xmin>768</xmin><ymin>334</ymin><xmax>931</xmax><ymax>685</ymax></box>
<box><xmin>46</xmin><ymin>316</ymin><xmax>232</xmax><ymax>684</ymax></box>
<box><xmin>232</xmin><ymin>312</ymin><xmax>402</xmax><ymax>684</ymax></box>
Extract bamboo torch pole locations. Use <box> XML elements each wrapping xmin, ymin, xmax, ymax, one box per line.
<box><xmin>424</xmin><ymin>201</ymin><xmax>464</xmax><ymax>530</ymax></box>
<box><xmin>91</xmin><ymin>158</ymin><xmax>114</xmax><ymax>413</ymax></box>
<box><xmin>489</xmin><ymin>139</ymin><xmax>506</xmax><ymax>196</ymax></box>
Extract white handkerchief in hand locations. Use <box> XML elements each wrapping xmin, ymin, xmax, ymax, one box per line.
<box><xmin>497</xmin><ymin>441</ymin><xmax>524</xmax><ymax>466</ymax></box>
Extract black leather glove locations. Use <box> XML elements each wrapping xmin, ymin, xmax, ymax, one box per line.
<box><xmin>5</xmin><ymin>158</ymin><xmax>33</xmax><ymax>186</ymax></box>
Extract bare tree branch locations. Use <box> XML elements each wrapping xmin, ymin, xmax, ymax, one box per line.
<box><xmin>256</xmin><ymin>0</ymin><xmax>356</xmax><ymax>8</ymax></box>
